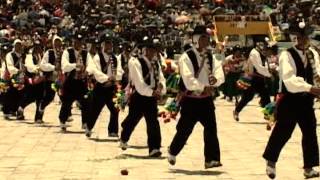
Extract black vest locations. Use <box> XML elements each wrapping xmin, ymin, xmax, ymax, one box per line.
<box><xmin>98</xmin><ymin>52</ymin><xmax>117</xmax><ymax>74</ymax></box>
<box><xmin>179</xmin><ymin>49</ymin><xmax>213</xmax><ymax>91</ymax></box>
<box><xmin>66</xmin><ymin>48</ymin><xmax>77</xmax><ymax>78</ymax></box>
<box><xmin>121</xmin><ymin>54</ymin><xmax>128</xmax><ymax>72</ymax></box>
<box><xmin>48</xmin><ymin>49</ymin><xmax>56</xmax><ymax>65</ymax></box>
<box><xmin>11</xmin><ymin>52</ymin><xmax>20</xmax><ymax>69</ymax></box>
<box><xmin>137</xmin><ymin>57</ymin><xmax>153</xmax><ymax>86</ymax></box>
<box><xmin>81</xmin><ymin>50</ymin><xmax>88</xmax><ymax>66</ymax></box>
<box><xmin>281</xmin><ymin>47</ymin><xmax>314</xmax><ymax>96</ymax></box>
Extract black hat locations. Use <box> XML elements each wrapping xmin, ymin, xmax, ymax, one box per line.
<box><xmin>0</xmin><ymin>42</ymin><xmax>11</xmax><ymax>51</ymax></box>
<box><xmin>288</xmin><ymin>13</ymin><xmax>314</xmax><ymax>36</ymax></box>
<box><xmin>233</xmin><ymin>45</ymin><xmax>241</xmax><ymax>53</ymax></box>
<box><xmin>101</xmin><ymin>30</ymin><xmax>115</xmax><ymax>42</ymax></box>
<box><xmin>88</xmin><ymin>36</ymin><xmax>100</xmax><ymax>45</ymax></box>
<box><xmin>73</xmin><ymin>32</ymin><xmax>85</xmax><ymax>41</ymax></box>
<box><xmin>120</xmin><ymin>41</ymin><xmax>132</xmax><ymax>51</ymax></box>
<box><xmin>140</xmin><ymin>36</ymin><xmax>161</xmax><ymax>49</ymax></box>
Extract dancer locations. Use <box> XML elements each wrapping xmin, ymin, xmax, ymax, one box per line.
<box><xmin>167</xmin><ymin>25</ymin><xmax>225</xmax><ymax>168</ymax></box>
<box><xmin>120</xmin><ymin>36</ymin><xmax>166</xmax><ymax>157</ymax></box>
<box><xmin>263</xmin><ymin>12</ymin><xmax>320</xmax><ymax>179</ymax></box>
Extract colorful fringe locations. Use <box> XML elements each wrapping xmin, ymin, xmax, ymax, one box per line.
<box><xmin>262</xmin><ymin>102</ymin><xmax>276</xmax><ymax>130</ymax></box>
<box><xmin>158</xmin><ymin>98</ymin><xmax>181</xmax><ymax>123</ymax></box>
<box><xmin>113</xmin><ymin>84</ymin><xmax>127</xmax><ymax>112</ymax></box>
<box><xmin>11</xmin><ymin>73</ymin><xmax>25</xmax><ymax>90</ymax></box>
<box><xmin>166</xmin><ymin>73</ymin><xmax>180</xmax><ymax>94</ymax></box>
<box><xmin>236</xmin><ymin>74</ymin><xmax>252</xmax><ymax>90</ymax></box>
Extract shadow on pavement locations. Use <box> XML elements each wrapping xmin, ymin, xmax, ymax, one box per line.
<box><xmin>116</xmin><ymin>154</ymin><xmax>166</xmax><ymax>160</ymax></box>
<box><xmin>62</xmin><ymin>130</ymin><xmax>84</xmax><ymax>134</ymax></box>
<box><xmin>89</xmin><ymin>138</ymin><xmax>119</xmax><ymax>142</ymax></box>
<box><xmin>169</xmin><ymin>169</ymin><xmax>225</xmax><ymax>176</ymax></box>
<box><xmin>239</xmin><ymin>122</ymin><xmax>267</xmax><ymax>125</ymax></box>
<box><xmin>129</xmin><ymin>145</ymin><xmax>148</xmax><ymax>149</ymax></box>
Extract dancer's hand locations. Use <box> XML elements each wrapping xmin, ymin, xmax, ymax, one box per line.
<box><xmin>310</xmin><ymin>87</ymin><xmax>320</xmax><ymax>96</ymax></box>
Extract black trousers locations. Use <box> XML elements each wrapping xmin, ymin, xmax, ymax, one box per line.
<box><xmin>0</xmin><ymin>92</ymin><xmax>5</xmax><ymax>107</ymax></box>
<box><xmin>169</xmin><ymin>96</ymin><xmax>220</xmax><ymax>162</ymax></box>
<box><xmin>120</xmin><ymin>92</ymin><xmax>161</xmax><ymax>152</ymax></box>
<box><xmin>86</xmin><ymin>84</ymin><xmax>119</xmax><ymax>134</ymax></box>
<box><xmin>2</xmin><ymin>85</ymin><xmax>23</xmax><ymax>115</ymax></box>
<box><xmin>263</xmin><ymin>94</ymin><xmax>319</xmax><ymax>168</ymax></box>
<box><xmin>19</xmin><ymin>81</ymin><xmax>55</xmax><ymax>120</ymax></box>
<box><xmin>59</xmin><ymin>78</ymin><xmax>89</xmax><ymax>125</ymax></box>
<box><xmin>235</xmin><ymin>76</ymin><xmax>271</xmax><ymax>113</ymax></box>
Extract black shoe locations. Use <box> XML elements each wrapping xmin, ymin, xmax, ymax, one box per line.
<box><xmin>266</xmin><ymin>161</ymin><xmax>276</xmax><ymax>179</ymax></box>
<box><xmin>35</xmin><ymin>119</ymin><xmax>44</xmax><ymax>124</ymax></box>
<box><xmin>85</xmin><ymin>126</ymin><xmax>92</xmax><ymax>138</ymax></box>
<box><xmin>205</xmin><ymin>161</ymin><xmax>222</xmax><ymax>169</ymax></box>
<box><xmin>60</xmin><ymin>123</ymin><xmax>67</xmax><ymax>133</ymax></box>
<box><xmin>233</xmin><ymin>110</ymin><xmax>239</xmax><ymax>121</ymax></box>
<box><xmin>4</xmin><ymin>114</ymin><xmax>11</xmax><ymax>120</ymax></box>
<box><xmin>61</xmin><ymin>127</ymin><xmax>67</xmax><ymax>133</ymax></box>
<box><xmin>149</xmin><ymin>149</ymin><xmax>162</xmax><ymax>158</ymax></box>
<box><xmin>108</xmin><ymin>133</ymin><xmax>119</xmax><ymax>138</ymax></box>
<box><xmin>304</xmin><ymin>169</ymin><xmax>319</xmax><ymax>179</ymax></box>
<box><xmin>16</xmin><ymin>114</ymin><xmax>25</xmax><ymax>120</ymax></box>
<box><xmin>119</xmin><ymin>141</ymin><xmax>128</xmax><ymax>151</ymax></box>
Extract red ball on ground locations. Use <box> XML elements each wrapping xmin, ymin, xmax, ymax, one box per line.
<box><xmin>121</xmin><ymin>169</ymin><xmax>129</xmax><ymax>175</ymax></box>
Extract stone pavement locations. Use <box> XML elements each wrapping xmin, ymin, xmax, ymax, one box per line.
<box><xmin>0</xmin><ymin>96</ymin><xmax>319</xmax><ymax>180</ymax></box>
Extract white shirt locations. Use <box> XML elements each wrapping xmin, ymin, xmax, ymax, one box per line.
<box><xmin>129</xmin><ymin>56</ymin><xmax>166</xmax><ymax>97</ymax></box>
<box><xmin>1</xmin><ymin>51</ymin><xmax>20</xmax><ymax>78</ymax></box>
<box><xmin>85</xmin><ymin>52</ymin><xmax>96</xmax><ymax>76</ymax></box>
<box><xmin>91</xmin><ymin>52</ymin><xmax>123</xmax><ymax>83</ymax></box>
<box><xmin>178</xmin><ymin>48</ymin><xmax>225</xmax><ymax>92</ymax></box>
<box><xmin>279</xmin><ymin>46</ymin><xmax>320</xmax><ymax>93</ymax></box>
<box><xmin>61</xmin><ymin>48</ymin><xmax>77</xmax><ymax>73</ymax></box>
<box><xmin>25</xmin><ymin>53</ymin><xmax>41</xmax><ymax>73</ymax></box>
<box><xmin>248</xmin><ymin>48</ymin><xmax>272</xmax><ymax>77</ymax></box>
<box><xmin>40</xmin><ymin>49</ymin><xmax>58</xmax><ymax>72</ymax></box>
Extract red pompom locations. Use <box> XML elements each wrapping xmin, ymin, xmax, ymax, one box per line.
<box><xmin>121</xmin><ymin>169</ymin><xmax>129</xmax><ymax>175</ymax></box>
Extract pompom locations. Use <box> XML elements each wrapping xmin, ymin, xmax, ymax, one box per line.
<box><xmin>299</xmin><ymin>21</ymin><xmax>306</xmax><ymax>29</ymax></box>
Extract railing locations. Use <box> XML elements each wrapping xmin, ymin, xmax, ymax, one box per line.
<box><xmin>213</xmin><ymin>15</ymin><xmax>271</xmax><ymax>22</ymax></box>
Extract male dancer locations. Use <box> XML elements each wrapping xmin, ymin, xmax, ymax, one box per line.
<box><xmin>233</xmin><ymin>38</ymin><xmax>272</xmax><ymax>121</ymax></box>
<box><xmin>263</xmin><ymin>13</ymin><xmax>319</xmax><ymax>179</ymax></box>
<box><xmin>59</xmin><ymin>33</ymin><xmax>89</xmax><ymax>132</ymax></box>
<box><xmin>2</xmin><ymin>39</ymin><xmax>25</xmax><ymax>120</ymax></box>
<box><xmin>167</xmin><ymin>25</ymin><xmax>225</xmax><ymax>168</ymax></box>
<box><xmin>85</xmin><ymin>32</ymin><xmax>122</xmax><ymax>137</ymax></box>
<box><xmin>120</xmin><ymin>36</ymin><xmax>166</xmax><ymax>157</ymax></box>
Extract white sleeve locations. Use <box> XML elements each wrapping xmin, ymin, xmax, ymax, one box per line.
<box><xmin>92</xmin><ymin>54</ymin><xmax>109</xmax><ymax>83</ymax></box>
<box><xmin>129</xmin><ymin>58</ymin><xmax>153</xmax><ymax>97</ymax></box>
<box><xmin>158</xmin><ymin>63</ymin><xmax>167</xmax><ymax>95</ymax></box>
<box><xmin>249</xmin><ymin>50</ymin><xmax>272</xmax><ymax>77</ymax></box>
<box><xmin>85</xmin><ymin>54</ymin><xmax>95</xmax><ymax>75</ymax></box>
<box><xmin>61</xmin><ymin>49</ymin><xmax>76</xmax><ymax>73</ymax></box>
<box><xmin>178</xmin><ymin>53</ymin><xmax>205</xmax><ymax>92</ymax></box>
<box><xmin>40</xmin><ymin>51</ymin><xmax>55</xmax><ymax>72</ymax></box>
<box><xmin>5</xmin><ymin>53</ymin><xmax>19</xmax><ymax>75</ymax></box>
<box><xmin>115</xmin><ymin>55</ymin><xmax>124</xmax><ymax>81</ymax></box>
<box><xmin>212</xmin><ymin>56</ymin><xmax>225</xmax><ymax>87</ymax></box>
<box><xmin>280</xmin><ymin>51</ymin><xmax>312</xmax><ymax>93</ymax></box>
<box><xmin>25</xmin><ymin>54</ymin><xmax>38</xmax><ymax>73</ymax></box>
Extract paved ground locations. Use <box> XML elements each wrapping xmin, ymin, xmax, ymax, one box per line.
<box><xmin>0</xmin><ymin>96</ymin><xmax>319</xmax><ymax>180</ymax></box>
